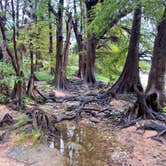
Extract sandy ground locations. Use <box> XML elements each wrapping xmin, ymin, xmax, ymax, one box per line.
<box><xmin>117</xmin><ymin>126</ymin><xmax>166</xmax><ymax>166</ymax></box>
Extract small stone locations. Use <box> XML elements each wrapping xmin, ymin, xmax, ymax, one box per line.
<box><xmin>89</xmin><ymin>117</ymin><xmax>100</xmax><ymax>123</ymax></box>
<box><xmin>66</xmin><ymin>103</ymin><xmax>78</xmax><ymax>111</ymax></box>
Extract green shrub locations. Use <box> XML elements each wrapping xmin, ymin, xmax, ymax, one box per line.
<box><xmin>0</xmin><ymin>95</ymin><xmax>9</xmax><ymax>104</ymax></box>
<box><xmin>67</xmin><ymin>65</ymin><xmax>78</xmax><ymax>78</ymax></box>
<box><xmin>162</xmin><ymin>106</ymin><xmax>166</xmax><ymax>113</ymax></box>
<box><xmin>139</xmin><ymin>61</ymin><xmax>151</xmax><ymax>71</ymax></box>
<box><xmin>36</xmin><ymin>70</ymin><xmax>53</xmax><ymax>82</ymax></box>
<box><xmin>0</xmin><ymin>62</ymin><xmax>15</xmax><ymax>88</ymax></box>
<box><xmin>17</xmin><ymin>129</ymin><xmax>41</xmax><ymax>144</ymax></box>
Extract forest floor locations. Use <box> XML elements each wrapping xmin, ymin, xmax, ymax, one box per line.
<box><xmin>0</xmin><ymin>78</ymin><xmax>166</xmax><ymax>166</ymax></box>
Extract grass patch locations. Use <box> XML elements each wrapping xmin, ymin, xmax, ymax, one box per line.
<box><xmin>14</xmin><ymin>114</ymin><xmax>31</xmax><ymax>128</ymax></box>
<box><xmin>67</xmin><ymin>65</ymin><xmax>78</xmax><ymax>78</ymax></box>
<box><xmin>17</xmin><ymin>129</ymin><xmax>41</xmax><ymax>144</ymax></box>
<box><xmin>36</xmin><ymin>70</ymin><xmax>53</xmax><ymax>82</ymax></box>
<box><xmin>15</xmin><ymin>115</ymin><xmax>41</xmax><ymax>144</ymax></box>
<box><xmin>40</xmin><ymin>84</ymin><xmax>53</xmax><ymax>92</ymax></box>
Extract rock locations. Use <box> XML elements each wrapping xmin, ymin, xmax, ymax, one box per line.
<box><xmin>89</xmin><ymin>117</ymin><xmax>100</xmax><ymax>123</ymax></box>
<box><xmin>8</xmin><ymin>144</ymin><xmax>67</xmax><ymax>166</ymax></box>
<box><xmin>48</xmin><ymin>92</ymin><xmax>55</xmax><ymax>97</ymax></box>
<box><xmin>66</xmin><ymin>103</ymin><xmax>78</xmax><ymax>111</ymax></box>
<box><xmin>84</xmin><ymin>91</ymin><xmax>96</xmax><ymax>96</ymax></box>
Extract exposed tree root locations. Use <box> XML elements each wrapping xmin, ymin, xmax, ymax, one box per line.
<box><xmin>27</xmin><ymin>75</ymin><xmax>47</xmax><ymax>103</ymax></box>
<box><xmin>26</xmin><ymin>108</ymin><xmax>52</xmax><ymax>132</ymax></box>
<box><xmin>51</xmin><ymin>113</ymin><xmax>76</xmax><ymax>123</ymax></box>
<box><xmin>137</xmin><ymin>122</ymin><xmax>166</xmax><ymax>144</ymax></box>
<box><xmin>123</xmin><ymin>86</ymin><xmax>166</xmax><ymax>126</ymax></box>
<box><xmin>0</xmin><ymin>113</ymin><xmax>13</xmax><ymax>127</ymax></box>
<box><xmin>119</xmin><ymin>85</ymin><xmax>166</xmax><ymax>143</ymax></box>
<box><xmin>0</xmin><ymin>131</ymin><xmax>7</xmax><ymax>142</ymax></box>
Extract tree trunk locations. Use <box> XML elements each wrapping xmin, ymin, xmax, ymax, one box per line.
<box><xmin>84</xmin><ymin>0</ymin><xmax>98</xmax><ymax>84</ymax></box>
<box><xmin>73</xmin><ymin>0</ymin><xmax>84</xmax><ymax>79</ymax></box>
<box><xmin>84</xmin><ymin>34</ymin><xmax>97</xmax><ymax>84</ymax></box>
<box><xmin>72</xmin><ymin>0</ymin><xmax>85</xmax><ymax>79</ymax></box>
<box><xmin>55</xmin><ymin>0</ymin><xmax>66</xmax><ymax>89</ymax></box>
<box><xmin>62</xmin><ymin>13</ymin><xmax>73</xmax><ymax>76</ymax></box>
<box><xmin>48</xmin><ymin>0</ymin><xmax>54</xmax><ymax>74</ymax></box>
<box><xmin>11</xmin><ymin>0</ymin><xmax>23</xmax><ymax>109</ymax></box>
<box><xmin>27</xmin><ymin>43</ymin><xmax>35</xmax><ymax>98</ymax></box>
<box><xmin>0</xmin><ymin>46</ymin><xmax>3</xmax><ymax>61</ymax></box>
<box><xmin>146</xmin><ymin>9</ymin><xmax>166</xmax><ymax>106</ymax></box>
<box><xmin>109</xmin><ymin>8</ymin><xmax>142</xmax><ymax>94</ymax></box>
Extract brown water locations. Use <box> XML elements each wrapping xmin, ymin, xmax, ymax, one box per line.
<box><xmin>48</xmin><ymin>121</ymin><xmax>120</xmax><ymax>166</ymax></box>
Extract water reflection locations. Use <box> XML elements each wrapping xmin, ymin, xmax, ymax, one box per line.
<box><xmin>48</xmin><ymin>122</ymin><xmax>117</xmax><ymax>166</ymax></box>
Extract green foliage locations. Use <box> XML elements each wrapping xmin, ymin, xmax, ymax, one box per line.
<box><xmin>95</xmin><ymin>26</ymin><xmax>128</xmax><ymax>82</ymax></box>
<box><xmin>88</xmin><ymin>0</ymin><xmax>138</xmax><ymax>36</ymax></box>
<box><xmin>40</xmin><ymin>84</ymin><xmax>53</xmax><ymax>92</ymax></box>
<box><xmin>15</xmin><ymin>115</ymin><xmax>41</xmax><ymax>144</ymax></box>
<box><xmin>162</xmin><ymin>106</ymin><xmax>166</xmax><ymax>113</ymax></box>
<box><xmin>67</xmin><ymin>51</ymin><xmax>79</xmax><ymax>78</ymax></box>
<box><xmin>139</xmin><ymin>61</ymin><xmax>150</xmax><ymax>71</ymax></box>
<box><xmin>14</xmin><ymin>114</ymin><xmax>31</xmax><ymax>128</ymax></box>
<box><xmin>23</xmin><ymin>95</ymin><xmax>32</xmax><ymax>105</ymax></box>
<box><xmin>36</xmin><ymin>70</ymin><xmax>53</xmax><ymax>82</ymax></box>
<box><xmin>17</xmin><ymin>129</ymin><xmax>41</xmax><ymax>144</ymax></box>
<box><xmin>22</xmin><ymin>60</ymin><xmax>31</xmax><ymax>79</ymax></box>
<box><xmin>0</xmin><ymin>62</ymin><xmax>15</xmax><ymax>88</ymax></box>
<box><xmin>0</xmin><ymin>95</ymin><xmax>9</xmax><ymax>104</ymax></box>
<box><xmin>141</xmin><ymin>0</ymin><xmax>165</xmax><ymax>23</ymax></box>
<box><xmin>67</xmin><ymin>66</ymin><xmax>78</xmax><ymax>78</ymax></box>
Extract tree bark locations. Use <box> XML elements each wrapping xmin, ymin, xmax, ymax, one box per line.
<box><xmin>11</xmin><ymin>0</ymin><xmax>24</xmax><ymax>109</ymax></box>
<box><xmin>72</xmin><ymin>0</ymin><xmax>84</xmax><ymax>79</ymax></box>
<box><xmin>84</xmin><ymin>34</ymin><xmax>97</xmax><ymax>84</ymax></box>
<box><xmin>62</xmin><ymin>13</ymin><xmax>73</xmax><ymax>76</ymax></box>
<box><xmin>146</xmin><ymin>9</ymin><xmax>166</xmax><ymax>106</ymax></box>
<box><xmin>54</xmin><ymin>0</ymin><xmax>66</xmax><ymax>89</ymax></box>
<box><xmin>48</xmin><ymin>0</ymin><xmax>54</xmax><ymax>74</ymax></box>
<box><xmin>84</xmin><ymin>0</ymin><xmax>98</xmax><ymax>84</ymax></box>
<box><xmin>109</xmin><ymin>8</ymin><xmax>143</xmax><ymax>94</ymax></box>
<box><xmin>0</xmin><ymin>46</ymin><xmax>3</xmax><ymax>61</ymax></box>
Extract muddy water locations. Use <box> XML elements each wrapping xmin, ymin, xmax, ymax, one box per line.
<box><xmin>48</xmin><ymin>122</ymin><xmax>121</xmax><ymax>166</ymax></box>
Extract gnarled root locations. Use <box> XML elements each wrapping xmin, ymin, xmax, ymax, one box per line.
<box><xmin>123</xmin><ymin>86</ymin><xmax>166</xmax><ymax>126</ymax></box>
<box><xmin>137</xmin><ymin>122</ymin><xmax>166</xmax><ymax>144</ymax></box>
<box><xmin>0</xmin><ymin>113</ymin><xmax>13</xmax><ymax>127</ymax></box>
<box><xmin>27</xmin><ymin>75</ymin><xmax>47</xmax><ymax>103</ymax></box>
<box><xmin>26</xmin><ymin>108</ymin><xmax>54</xmax><ymax>132</ymax></box>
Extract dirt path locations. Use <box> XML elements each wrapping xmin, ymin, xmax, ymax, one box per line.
<box><xmin>0</xmin><ymin>105</ymin><xmax>25</xmax><ymax>166</ymax></box>
<box><xmin>117</xmin><ymin>125</ymin><xmax>166</xmax><ymax>166</ymax></box>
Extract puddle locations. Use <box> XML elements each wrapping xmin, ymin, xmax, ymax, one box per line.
<box><xmin>48</xmin><ymin>121</ymin><xmax>120</xmax><ymax>166</ymax></box>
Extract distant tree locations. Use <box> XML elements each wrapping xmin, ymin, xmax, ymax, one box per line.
<box><xmin>49</xmin><ymin>0</ymin><xmax>73</xmax><ymax>89</ymax></box>
<box><xmin>72</xmin><ymin>0</ymin><xmax>84</xmax><ymax>79</ymax></box>
<box><xmin>0</xmin><ymin>0</ymin><xmax>24</xmax><ymax>109</ymax></box>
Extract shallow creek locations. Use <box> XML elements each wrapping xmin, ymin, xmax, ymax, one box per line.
<box><xmin>47</xmin><ymin>121</ymin><xmax>125</xmax><ymax>166</ymax></box>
